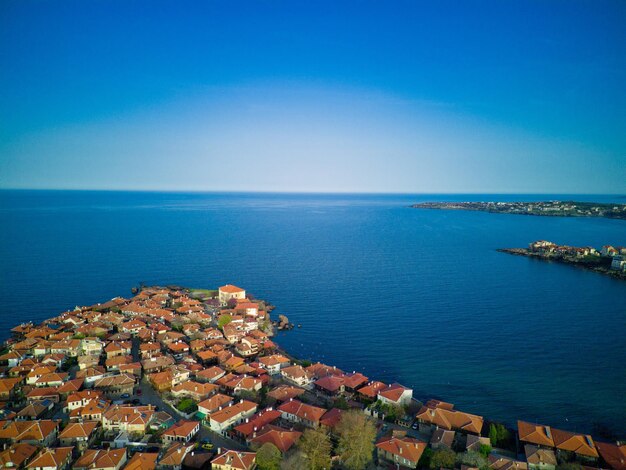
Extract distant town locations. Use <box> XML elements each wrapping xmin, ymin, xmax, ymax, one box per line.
<box><xmin>0</xmin><ymin>284</ymin><xmax>624</xmax><ymax>470</ymax></box>
<box><xmin>499</xmin><ymin>242</ymin><xmax>626</xmax><ymax>280</ymax></box>
<box><xmin>412</xmin><ymin>201</ymin><xmax>626</xmax><ymax>219</ymax></box>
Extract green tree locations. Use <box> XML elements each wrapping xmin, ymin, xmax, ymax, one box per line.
<box><xmin>217</xmin><ymin>314</ymin><xmax>232</xmax><ymax>330</ymax></box>
<box><xmin>336</xmin><ymin>410</ymin><xmax>377</xmax><ymax>470</ymax></box>
<box><xmin>418</xmin><ymin>448</ymin><xmax>433</xmax><ymax>469</ymax></box>
<box><xmin>478</xmin><ymin>444</ymin><xmax>492</xmax><ymax>459</ymax></box>
<box><xmin>430</xmin><ymin>448</ymin><xmax>456</xmax><ymax>469</ymax></box>
<box><xmin>280</xmin><ymin>451</ymin><xmax>308</xmax><ymax>470</ymax></box>
<box><xmin>489</xmin><ymin>424</ymin><xmax>498</xmax><ymax>446</ymax></box>
<box><xmin>457</xmin><ymin>451</ymin><xmax>488</xmax><ymax>470</ymax></box>
<box><xmin>298</xmin><ymin>428</ymin><xmax>332</xmax><ymax>470</ymax></box>
<box><xmin>256</xmin><ymin>442</ymin><xmax>282</xmax><ymax>470</ymax></box>
<box><xmin>556</xmin><ymin>464</ymin><xmax>582</xmax><ymax>470</ymax></box>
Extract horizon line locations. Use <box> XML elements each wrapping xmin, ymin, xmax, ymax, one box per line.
<box><xmin>0</xmin><ymin>187</ymin><xmax>625</xmax><ymax>197</ymax></box>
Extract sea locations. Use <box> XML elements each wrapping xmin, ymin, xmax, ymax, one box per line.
<box><xmin>1</xmin><ymin>190</ymin><xmax>625</xmax><ymax>437</ymax></box>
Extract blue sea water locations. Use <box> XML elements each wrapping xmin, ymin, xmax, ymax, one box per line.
<box><xmin>1</xmin><ymin>190</ymin><xmax>625</xmax><ymax>437</ymax></box>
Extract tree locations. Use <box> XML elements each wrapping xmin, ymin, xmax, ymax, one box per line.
<box><xmin>456</xmin><ymin>451</ymin><xmax>488</xmax><ymax>469</ymax></box>
<box><xmin>478</xmin><ymin>444</ymin><xmax>492</xmax><ymax>459</ymax></box>
<box><xmin>280</xmin><ymin>450</ymin><xmax>308</xmax><ymax>470</ymax></box>
<box><xmin>336</xmin><ymin>410</ymin><xmax>377</xmax><ymax>470</ymax></box>
<box><xmin>256</xmin><ymin>442</ymin><xmax>282</xmax><ymax>470</ymax></box>
<box><xmin>298</xmin><ymin>428</ymin><xmax>332</xmax><ymax>470</ymax></box>
<box><xmin>218</xmin><ymin>314</ymin><xmax>232</xmax><ymax>330</ymax></box>
<box><xmin>430</xmin><ymin>448</ymin><xmax>456</xmax><ymax>469</ymax></box>
<box><xmin>488</xmin><ymin>424</ymin><xmax>498</xmax><ymax>446</ymax></box>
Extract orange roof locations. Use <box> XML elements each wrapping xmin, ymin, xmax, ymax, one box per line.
<box><xmin>596</xmin><ymin>442</ymin><xmax>626</xmax><ymax>470</ymax></box>
<box><xmin>210</xmin><ymin>401</ymin><xmax>257</xmax><ymax>424</ymax></box>
<box><xmin>0</xmin><ymin>443</ymin><xmax>38</xmax><ymax>468</ymax></box>
<box><xmin>162</xmin><ymin>420</ymin><xmax>199</xmax><ymax>439</ymax></box>
<box><xmin>159</xmin><ymin>442</ymin><xmax>194</xmax><ymax>466</ymax></box>
<box><xmin>198</xmin><ymin>393</ymin><xmax>233</xmax><ymax>413</ymax></box>
<box><xmin>211</xmin><ymin>450</ymin><xmax>256</xmax><ymax>470</ymax></box>
<box><xmin>219</xmin><ymin>284</ymin><xmax>245</xmax><ymax>293</ymax></box>
<box><xmin>74</xmin><ymin>448</ymin><xmax>127</xmax><ymax>469</ymax></box>
<box><xmin>59</xmin><ymin>421</ymin><xmax>98</xmax><ymax>439</ymax></box>
<box><xmin>551</xmin><ymin>428</ymin><xmax>598</xmax><ymax>458</ymax></box>
<box><xmin>416</xmin><ymin>401</ymin><xmax>483</xmax><ymax>434</ymax></box>
<box><xmin>266</xmin><ymin>385</ymin><xmax>305</xmax><ymax>402</ymax></box>
<box><xmin>278</xmin><ymin>399</ymin><xmax>326</xmax><ymax>424</ymax></box>
<box><xmin>234</xmin><ymin>409</ymin><xmax>282</xmax><ymax>438</ymax></box>
<box><xmin>376</xmin><ymin>435</ymin><xmax>427</xmax><ymax>465</ymax></box>
<box><xmin>27</xmin><ymin>447</ymin><xmax>73</xmax><ymax>469</ymax></box>
<box><xmin>124</xmin><ymin>452</ymin><xmax>158</xmax><ymax>470</ymax></box>
<box><xmin>250</xmin><ymin>425</ymin><xmax>302</xmax><ymax>453</ymax></box>
<box><xmin>517</xmin><ymin>421</ymin><xmax>554</xmax><ymax>447</ymax></box>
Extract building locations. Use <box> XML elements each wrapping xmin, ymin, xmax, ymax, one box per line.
<box><xmin>161</xmin><ymin>420</ymin><xmax>200</xmax><ymax>444</ymax></box>
<box><xmin>277</xmin><ymin>399</ymin><xmax>326</xmax><ymax>428</ymax></box>
<box><xmin>218</xmin><ymin>285</ymin><xmax>246</xmax><ymax>306</ymax></box>
<box><xmin>211</xmin><ymin>450</ymin><xmax>256</xmax><ymax>470</ymax></box>
<box><xmin>415</xmin><ymin>400</ymin><xmax>483</xmax><ymax>435</ymax></box>
<box><xmin>376</xmin><ymin>435</ymin><xmax>427</xmax><ymax>469</ymax></box>
<box><xmin>525</xmin><ymin>444</ymin><xmax>557</xmax><ymax>470</ymax></box>
<box><xmin>208</xmin><ymin>400</ymin><xmax>258</xmax><ymax>434</ymax></box>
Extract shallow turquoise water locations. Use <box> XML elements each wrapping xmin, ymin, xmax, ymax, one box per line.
<box><xmin>1</xmin><ymin>191</ymin><xmax>625</xmax><ymax>437</ymax></box>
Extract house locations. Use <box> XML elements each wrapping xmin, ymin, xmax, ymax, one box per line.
<box><xmin>342</xmin><ymin>372</ymin><xmax>369</xmax><ymax>391</ymax></box>
<box><xmin>0</xmin><ymin>443</ymin><xmax>38</xmax><ymax>469</ymax></box>
<box><xmin>222</xmin><ymin>375</ymin><xmax>263</xmax><ymax>395</ymax></box>
<box><xmin>17</xmin><ymin>399</ymin><xmax>54</xmax><ymax>420</ymax></box>
<box><xmin>102</xmin><ymin>405</ymin><xmax>155</xmax><ymax>434</ymax></box>
<box><xmin>277</xmin><ymin>399</ymin><xmax>326</xmax><ymax>428</ymax></box>
<box><xmin>233</xmin><ymin>409</ymin><xmax>282</xmax><ymax>440</ymax></box>
<box><xmin>171</xmin><ymin>381</ymin><xmax>218</xmax><ymax>401</ymax></box>
<box><xmin>280</xmin><ymin>365</ymin><xmax>313</xmax><ymax>388</ymax></box>
<box><xmin>356</xmin><ymin>381</ymin><xmax>387</xmax><ymax>401</ymax></box>
<box><xmin>218</xmin><ymin>285</ymin><xmax>246</xmax><ymax>306</ymax></box>
<box><xmin>0</xmin><ymin>420</ymin><xmax>60</xmax><ymax>446</ymax></box>
<box><xmin>74</xmin><ymin>448</ymin><xmax>127</xmax><ymax>470</ymax></box>
<box><xmin>377</xmin><ymin>383</ymin><xmax>413</xmax><ymax>407</ymax></box>
<box><xmin>466</xmin><ymin>434</ymin><xmax>491</xmax><ymax>453</ymax></box>
<box><xmin>93</xmin><ymin>373</ymin><xmax>135</xmax><ymax>398</ymax></box>
<box><xmin>158</xmin><ymin>442</ymin><xmax>194</xmax><ymax>470</ymax></box>
<box><xmin>266</xmin><ymin>385</ymin><xmax>305</xmax><ymax>403</ymax></box>
<box><xmin>25</xmin><ymin>446</ymin><xmax>74</xmax><ymax>470</ymax></box>
<box><xmin>0</xmin><ymin>378</ymin><xmax>23</xmax><ymax>401</ymax></box>
<box><xmin>595</xmin><ymin>441</ymin><xmax>626</xmax><ymax>470</ymax></box>
<box><xmin>376</xmin><ymin>434</ymin><xmax>427</xmax><ymax>469</ymax></box>
<box><xmin>208</xmin><ymin>400</ymin><xmax>258</xmax><ymax>434</ymax></box>
<box><xmin>430</xmin><ymin>428</ymin><xmax>455</xmax><ymax>449</ymax></box>
<box><xmin>489</xmin><ymin>455</ymin><xmax>529</xmax><ymax>470</ymax></box>
<box><xmin>211</xmin><ymin>450</ymin><xmax>256</xmax><ymax>470</ymax></box>
<box><xmin>551</xmin><ymin>428</ymin><xmax>598</xmax><ymax>460</ymax></box>
<box><xmin>314</xmin><ymin>375</ymin><xmax>345</xmax><ymax>395</ymax></box>
<box><xmin>525</xmin><ymin>444</ymin><xmax>557</xmax><ymax>470</ymax></box>
<box><xmin>320</xmin><ymin>408</ymin><xmax>343</xmax><ymax>430</ymax></box>
<box><xmin>517</xmin><ymin>421</ymin><xmax>555</xmax><ymax>448</ymax></box>
<box><xmin>142</xmin><ymin>355</ymin><xmax>175</xmax><ymax>374</ymax></box>
<box><xmin>195</xmin><ymin>366</ymin><xmax>226</xmax><ymax>383</ymax></box>
<box><xmin>257</xmin><ymin>355</ymin><xmax>290</xmax><ymax>375</ymax></box>
<box><xmin>415</xmin><ymin>400</ymin><xmax>483</xmax><ymax>435</ymax></box>
<box><xmin>250</xmin><ymin>425</ymin><xmax>302</xmax><ymax>453</ymax></box>
<box><xmin>197</xmin><ymin>394</ymin><xmax>234</xmax><ymax>420</ymax></box>
<box><xmin>125</xmin><ymin>452</ymin><xmax>159</xmax><ymax>470</ymax></box>
<box><xmin>58</xmin><ymin>421</ymin><xmax>99</xmax><ymax>449</ymax></box>
<box><xmin>104</xmin><ymin>341</ymin><xmax>132</xmax><ymax>358</ymax></box>
<box><xmin>161</xmin><ymin>420</ymin><xmax>200</xmax><ymax>444</ymax></box>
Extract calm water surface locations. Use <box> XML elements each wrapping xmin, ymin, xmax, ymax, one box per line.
<box><xmin>1</xmin><ymin>191</ymin><xmax>625</xmax><ymax>437</ymax></box>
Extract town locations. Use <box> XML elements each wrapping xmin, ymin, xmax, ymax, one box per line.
<box><xmin>499</xmin><ymin>242</ymin><xmax>626</xmax><ymax>280</ymax></box>
<box><xmin>412</xmin><ymin>201</ymin><xmax>626</xmax><ymax>220</ymax></box>
<box><xmin>0</xmin><ymin>284</ymin><xmax>624</xmax><ymax>470</ymax></box>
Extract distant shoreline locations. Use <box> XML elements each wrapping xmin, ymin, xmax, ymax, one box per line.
<box><xmin>412</xmin><ymin>201</ymin><xmax>626</xmax><ymax>220</ymax></box>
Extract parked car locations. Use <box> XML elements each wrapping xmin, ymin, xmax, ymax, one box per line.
<box><xmin>202</xmin><ymin>443</ymin><xmax>214</xmax><ymax>450</ymax></box>
<box><xmin>120</xmin><ymin>393</ymin><xmax>130</xmax><ymax>399</ymax></box>
<box><xmin>411</xmin><ymin>422</ymin><xmax>418</xmax><ymax>430</ymax></box>
<box><xmin>137</xmin><ymin>389</ymin><xmax>142</xmax><ymax>396</ymax></box>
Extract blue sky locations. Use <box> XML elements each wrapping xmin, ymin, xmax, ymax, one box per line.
<box><xmin>1</xmin><ymin>0</ymin><xmax>625</xmax><ymax>193</ymax></box>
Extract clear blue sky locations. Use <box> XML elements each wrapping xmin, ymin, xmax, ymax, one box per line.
<box><xmin>1</xmin><ymin>0</ymin><xmax>625</xmax><ymax>193</ymax></box>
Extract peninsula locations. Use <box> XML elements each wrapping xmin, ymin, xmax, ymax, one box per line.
<box><xmin>412</xmin><ymin>201</ymin><xmax>626</xmax><ymax>219</ymax></box>
<box><xmin>0</xmin><ymin>284</ymin><xmax>623</xmax><ymax>470</ymax></box>
<box><xmin>499</xmin><ymin>242</ymin><xmax>626</xmax><ymax>280</ymax></box>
